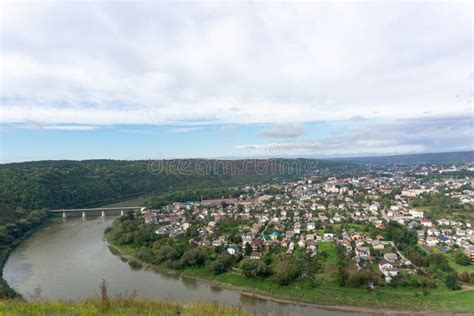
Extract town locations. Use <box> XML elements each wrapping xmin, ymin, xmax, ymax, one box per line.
<box><xmin>108</xmin><ymin>162</ymin><xmax>474</xmax><ymax>292</ymax></box>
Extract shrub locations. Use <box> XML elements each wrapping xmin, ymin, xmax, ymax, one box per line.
<box><xmin>347</xmin><ymin>270</ymin><xmax>378</xmax><ymax>288</ymax></box>
<box><xmin>240</xmin><ymin>259</ymin><xmax>268</xmax><ymax>278</ymax></box>
<box><xmin>208</xmin><ymin>260</ymin><xmax>226</xmax><ymax>274</ymax></box>
<box><xmin>180</xmin><ymin>249</ymin><xmax>205</xmax><ymax>267</ymax></box>
<box><xmin>453</xmin><ymin>251</ymin><xmax>470</xmax><ymax>266</ymax></box>
<box><xmin>128</xmin><ymin>260</ymin><xmax>143</xmax><ymax>270</ymax></box>
<box><xmin>445</xmin><ymin>273</ymin><xmax>460</xmax><ymax>290</ymax></box>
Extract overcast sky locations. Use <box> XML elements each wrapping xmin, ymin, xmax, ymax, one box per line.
<box><xmin>1</xmin><ymin>1</ymin><xmax>472</xmax><ymax>162</ymax></box>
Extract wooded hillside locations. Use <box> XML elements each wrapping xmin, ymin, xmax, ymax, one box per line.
<box><xmin>0</xmin><ymin>159</ymin><xmax>351</xmax><ymax>210</ymax></box>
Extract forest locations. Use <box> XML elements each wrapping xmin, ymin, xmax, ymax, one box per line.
<box><xmin>0</xmin><ymin>159</ymin><xmax>350</xmax><ymax>211</ymax></box>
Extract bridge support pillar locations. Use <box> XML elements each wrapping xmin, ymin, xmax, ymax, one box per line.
<box><xmin>101</xmin><ymin>211</ymin><xmax>105</xmax><ymax>218</ymax></box>
<box><xmin>62</xmin><ymin>211</ymin><xmax>67</xmax><ymax>218</ymax></box>
<box><xmin>82</xmin><ymin>211</ymin><xmax>86</xmax><ymax>218</ymax></box>
<box><xmin>120</xmin><ymin>209</ymin><xmax>124</xmax><ymax>216</ymax></box>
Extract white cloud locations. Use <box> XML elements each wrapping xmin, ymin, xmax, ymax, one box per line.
<box><xmin>43</xmin><ymin>125</ymin><xmax>99</xmax><ymax>131</ymax></box>
<box><xmin>0</xmin><ymin>2</ymin><xmax>471</xmax><ymax>126</ymax></box>
<box><xmin>236</xmin><ymin>115</ymin><xmax>474</xmax><ymax>157</ymax></box>
<box><xmin>167</xmin><ymin>127</ymin><xmax>204</xmax><ymax>133</ymax></box>
<box><xmin>14</xmin><ymin>121</ymin><xmax>101</xmax><ymax>131</ymax></box>
<box><xmin>261</xmin><ymin>123</ymin><xmax>305</xmax><ymax>138</ymax></box>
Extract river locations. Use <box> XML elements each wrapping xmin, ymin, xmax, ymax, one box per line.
<box><xmin>4</xmin><ymin>216</ymin><xmax>375</xmax><ymax>316</ymax></box>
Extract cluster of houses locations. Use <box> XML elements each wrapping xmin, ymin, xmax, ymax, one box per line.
<box><xmin>137</xmin><ymin>163</ymin><xmax>474</xmax><ymax>283</ymax></box>
<box><xmin>144</xmin><ymin>204</ymin><xmax>192</xmax><ymax>238</ymax></box>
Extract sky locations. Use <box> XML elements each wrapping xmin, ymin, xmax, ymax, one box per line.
<box><xmin>0</xmin><ymin>1</ymin><xmax>472</xmax><ymax>162</ymax></box>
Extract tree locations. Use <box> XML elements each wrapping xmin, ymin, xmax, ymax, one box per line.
<box><xmin>240</xmin><ymin>259</ymin><xmax>268</xmax><ymax>278</ymax></box>
<box><xmin>208</xmin><ymin>260</ymin><xmax>225</xmax><ymax>274</ymax></box>
<box><xmin>256</xmin><ymin>262</ymin><xmax>268</xmax><ymax>276</ymax></box>
<box><xmin>207</xmin><ymin>254</ymin><xmax>235</xmax><ymax>274</ymax></box>
<box><xmin>384</xmin><ymin>222</ymin><xmax>417</xmax><ymax>249</ymax></box>
<box><xmin>228</xmin><ymin>232</ymin><xmax>242</xmax><ymax>244</ymax></box>
<box><xmin>0</xmin><ymin>203</ymin><xmax>16</xmax><ymax>225</ymax></box>
<box><xmin>445</xmin><ymin>273</ymin><xmax>460</xmax><ymax>290</ymax></box>
<box><xmin>244</xmin><ymin>243</ymin><xmax>252</xmax><ymax>256</ymax></box>
<box><xmin>453</xmin><ymin>250</ymin><xmax>470</xmax><ymax>266</ymax></box>
<box><xmin>271</xmin><ymin>257</ymin><xmax>302</xmax><ymax>285</ymax></box>
<box><xmin>347</xmin><ymin>271</ymin><xmax>374</xmax><ymax>288</ymax></box>
<box><xmin>137</xmin><ymin>247</ymin><xmax>154</xmax><ymax>263</ymax></box>
<box><xmin>0</xmin><ymin>226</ymin><xmax>11</xmax><ymax>247</ymax></box>
<box><xmin>335</xmin><ymin>265</ymin><xmax>348</xmax><ymax>286</ymax></box>
<box><xmin>180</xmin><ymin>249</ymin><xmax>205</xmax><ymax>267</ymax></box>
<box><xmin>405</xmin><ymin>247</ymin><xmax>429</xmax><ymax>267</ymax></box>
<box><xmin>427</xmin><ymin>253</ymin><xmax>452</xmax><ymax>272</ymax></box>
<box><xmin>156</xmin><ymin>245</ymin><xmax>180</xmax><ymax>263</ymax></box>
<box><xmin>240</xmin><ymin>258</ymin><xmax>258</xmax><ymax>277</ymax></box>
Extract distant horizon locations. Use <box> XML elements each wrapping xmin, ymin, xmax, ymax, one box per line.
<box><xmin>2</xmin><ymin>149</ymin><xmax>472</xmax><ymax>164</ymax></box>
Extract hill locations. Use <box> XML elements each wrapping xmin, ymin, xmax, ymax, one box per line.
<box><xmin>0</xmin><ymin>159</ymin><xmax>352</xmax><ymax>211</ymax></box>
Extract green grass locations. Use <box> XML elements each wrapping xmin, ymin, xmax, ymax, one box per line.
<box><xmin>413</xmin><ymin>206</ymin><xmax>433</xmax><ymax>212</ymax></box>
<box><xmin>317</xmin><ymin>242</ymin><xmax>338</xmax><ymax>262</ymax></box>
<box><xmin>110</xmin><ymin>244</ymin><xmax>137</xmax><ymax>257</ymax></box>
<box><xmin>316</xmin><ymin>242</ymin><xmax>339</xmax><ymax>283</ymax></box>
<box><xmin>346</xmin><ymin>223</ymin><xmax>366</xmax><ymax>232</ymax></box>
<box><xmin>107</xmin><ymin>237</ymin><xmax>474</xmax><ymax>312</ymax></box>
<box><xmin>447</xmin><ymin>255</ymin><xmax>474</xmax><ymax>275</ymax></box>
<box><xmin>430</xmin><ymin>247</ymin><xmax>474</xmax><ymax>275</ymax></box>
<box><xmin>0</xmin><ymin>299</ymin><xmax>250</xmax><ymax>316</ymax></box>
<box><xmin>213</xmin><ymin>273</ymin><xmax>474</xmax><ymax>312</ymax></box>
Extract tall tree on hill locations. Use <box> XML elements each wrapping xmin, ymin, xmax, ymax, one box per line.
<box><xmin>0</xmin><ymin>203</ymin><xmax>16</xmax><ymax>225</ymax></box>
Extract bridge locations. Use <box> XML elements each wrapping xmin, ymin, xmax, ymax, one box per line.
<box><xmin>49</xmin><ymin>206</ymin><xmax>146</xmax><ymax>218</ymax></box>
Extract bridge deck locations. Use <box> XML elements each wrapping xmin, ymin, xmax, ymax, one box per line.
<box><xmin>49</xmin><ymin>206</ymin><xmax>144</xmax><ymax>212</ymax></box>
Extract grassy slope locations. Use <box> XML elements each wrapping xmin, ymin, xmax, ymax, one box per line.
<box><xmin>0</xmin><ymin>299</ymin><xmax>250</xmax><ymax>316</ymax></box>
<box><xmin>431</xmin><ymin>247</ymin><xmax>474</xmax><ymax>275</ymax></box>
<box><xmin>449</xmin><ymin>258</ymin><xmax>474</xmax><ymax>275</ymax></box>
<box><xmin>107</xmin><ymin>237</ymin><xmax>474</xmax><ymax>313</ymax></box>
<box><xmin>212</xmin><ymin>272</ymin><xmax>474</xmax><ymax>312</ymax></box>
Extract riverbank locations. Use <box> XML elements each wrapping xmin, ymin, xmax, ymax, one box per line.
<box><xmin>0</xmin><ymin>216</ymin><xmax>54</xmax><ymax>299</ymax></box>
<box><xmin>106</xmin><ymin>235</ymin><xmax>474</xmax><ymax>314</ymax></box>
<box><xmin>0</xmin><ymin>298</ymin><xmax>250</xmax><ymax>315</ymax></box>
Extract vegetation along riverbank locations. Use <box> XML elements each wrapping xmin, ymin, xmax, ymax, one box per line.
<box><xmin>106</xmin><ymin>226</ymin><xmax>474</xmax><ymax>314</ymax></box>
<box><xmin>0</xmin><ymin>205</ymin><xmax>49</xmax><ymax>298</ymax></box>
